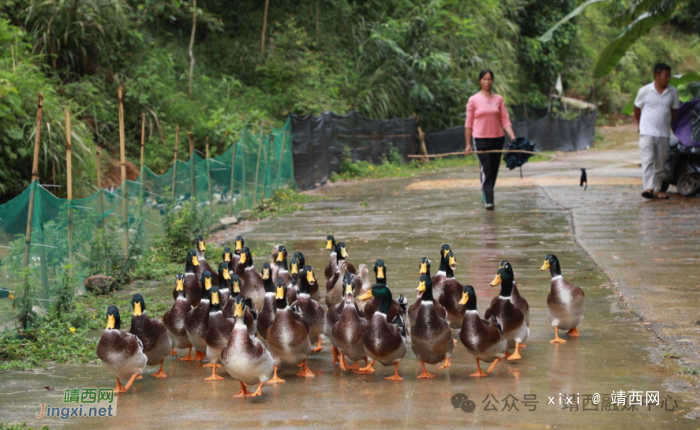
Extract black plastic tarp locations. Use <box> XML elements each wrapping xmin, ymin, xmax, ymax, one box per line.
<box><xmin>291</xmin><ymin>111</ymin><xmax>418</xmax><ymax>190</ymax></box>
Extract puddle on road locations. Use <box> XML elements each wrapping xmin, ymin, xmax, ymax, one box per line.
<box><xmin>0</xmin><ymin>179</ymin><xmax>695</xmax><ymax>429</ymax></box>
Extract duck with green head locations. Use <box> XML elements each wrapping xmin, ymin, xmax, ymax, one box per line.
<box><xmin>324</xmin><ymin>235</ymin><xmax>338</xmax><ymax>282</ymax></box>
<box><xmin>540</xmin><ymin>254</ymin><xmax>585</xmax><ymax>343</ymax></box>
<box><xmin>458</xmin><ymin>285</ymin><xmax>508</xmax><ymax>377</ymax></box>
<box><xmin>128</xmin><ymin>293</ymin><xmax>172</xmax><ymax>378</ymax></box>
<box><xmin>204</xmin><ymin>286</ymin><xmax>233</xmax><ymax>381</ymax></box>
<box><xmin>327</xmin><ymin>272</ymin><xmax>368</xmax><ymax>370</ymax></box>
<box><xmin>275</xmin><ymin>245</ymin><xmax>292</xmax><ymax>286</ymax></box>
<box><xmin>221</xmin><ymin>295</ymin><xmax>274</xmax><ymax>398</ymax></box>
<box><xmin>185</xmin><ymin>270</ymin><xmax>214</xmax><ymax>362</ymax></box>
<box><xmin>222</xmin><ymin>247</ymin><xmax>235</xmax><ymax>278</ymax></box>
<box><xmin>486</xmin><ymin>267</ymin><xmax>529</xmax><ymax>360</ymax></box>
<box><xmin>97</xmin><ymin>306</ymin><xmax>147</xmax><ymax>393</ymax></box>
<box><xmin>218</xmin><ymin>262</ymin><xmax>232</xmax><ymax>306</ymax></box>
<box><xmin>266</xmin><ymin>279</ymin><xmax>314</xmax><ymax>383</ymax></box>
<box><xmin>164</xmin><ymin>274</ymin><xmax>194</xmax><ymax>361</ymax></box>
<box><xmin>257</xmin><ymin>264</ymin><xmax>277</xmax><ymax>339</ymax></box>
<box><xmin>357</xmin><ymin>284</ymin><xmax>407</xmax><ymax>381</ymax></box>
<box><xmin>292</xmin><ymin>266</ymin><xmax>325</xmax><ymax>353</ymax></box>
<box><xmin>235</xmin><ymin>247</ymin><xmax>265</xmax><ymax>311</ymax></box>
<box><xmin>195</xmin><ymin>235</ymin><xmax>218</xmax><ymax>286</ymax></box>
<box><xmin>287</xmin><ymin>256</ymin><xmax>301</xmax><ymax>304</ymax></box>
<box><xmin>494</xmin><ymin>260</ymin><xmax>529</xmax><ymax>326</ymax></box>
<box><xmin>409</xmin><ymin>274</ymin><xmax>453</xmax><ymax>378</ymax></box>
<box><xmin>184</xmin><ymin>250</ymin><xmax>202</xmax><ymax>307</ymax></box>
<box><xmin>362</xmin><ymin>260</ymin><xmax>406</xmax><ymax>323</ymax></box>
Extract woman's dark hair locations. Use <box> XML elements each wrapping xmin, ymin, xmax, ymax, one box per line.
<box><xmin>478</xmin><ymin>69</ymin><xmax>494</xmax><ymax>81</ymax></box>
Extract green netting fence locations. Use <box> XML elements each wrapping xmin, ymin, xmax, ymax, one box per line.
<box><xmin>0</xmin><ymin>119</ymin><xmax>295</xmax><ymax>329</ymax></box>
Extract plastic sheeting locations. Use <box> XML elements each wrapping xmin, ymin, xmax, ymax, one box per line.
<box><xmin>291</xmin><ymin>111</ymin><xmax>418</xmax><ymax>189</ymax></box>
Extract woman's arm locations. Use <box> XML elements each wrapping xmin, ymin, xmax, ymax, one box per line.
<box><xmin>464</xmin><ymin>127</ymin><xmax>473</xmax><ymax>154</ymax></box>
<box><xmin>504</xmin><ymin>126</ymin><xmax>515</xmax><ymax>141</ymax></box>
<box><xmin>500</xmin><ymin>98</ymin><xmax>515</xmax><ymax>140</ymax></box>
<box><xmin>465</xmin><ymin>97</ymin><xmax>475</xmax><ymax>154</ymax></box>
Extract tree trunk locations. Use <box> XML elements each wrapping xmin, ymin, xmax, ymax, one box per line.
<box><xmin>261</xmin><ymin>0</ymin><xmax>270</xmax><ymax>53</ymax></box>
<box><xmin>188</xmin><ymin>0</ymin><xmax>197</xmax><ymax>99</ymax></box>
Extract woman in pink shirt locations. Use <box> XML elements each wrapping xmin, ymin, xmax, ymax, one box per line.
<box><xmin>464</xmin><ymin>70</ymin><xmax>516</xmax><ymax>210</ymax></box>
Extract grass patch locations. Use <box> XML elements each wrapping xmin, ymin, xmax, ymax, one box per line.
<box><xmin>249</xmin><ymin>188</ymin><xmax>321</xmax><ymax>221</ymax></box>
<box><xmin>679</xmin><ymin>367</ymin><xmax>700</xmax><ymax>375</ymax></box>
<box><xmin>0</xmin><ymin>423</ymin><xmax>50</xmax><ymax>430</ymax></box>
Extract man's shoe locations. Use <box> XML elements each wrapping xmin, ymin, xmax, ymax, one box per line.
<box><xmin>641</xmin><ymin>189</ymin><xmax>654</xmax><ymax>199</ymax></box>
<box><xmin>485</xmin><ymin>203</ymin><xmax>495</xmax><ymax>210</ymax></box>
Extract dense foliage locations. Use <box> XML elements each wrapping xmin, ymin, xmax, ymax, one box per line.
<box><xmin>0</xmin><ymin>0</ymin><xmax>699</xmax><ymax>202</ymax></box>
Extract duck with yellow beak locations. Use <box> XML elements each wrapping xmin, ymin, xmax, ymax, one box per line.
<box><xmin>258</xmin><ymin>275</ymin><xmax>281</xmax><ymax>340</ymax></box>
<box><xmin>324</xmin><ymin>235</ymin><xmax>338</xmax><ymax>282</ymax></box>
<box><xmin>492</xmin><ymin>260</ymin><xmax>529</xmax><ymax>326</ymax></box>
<box><xmin>230</xmin><ymin>236</ymin><xmax>245</xmax><ymax>273</ymax></box>
<box><xmin>362</xmin><ymin>260</ymin><xmax>406</xmax><ymax>323</ymax></box>
<box><xmin>235</xmin><ymin>247</ymin><xmax>265</xmax><ymax>311</ymax></box>
<box><xmin>97</xmin><ymin>306</ymin><xmax>147</xmax><ymax>393</ymax></box>
<box><xmin>195</xmin><ymin>235</ymin><xmax>219</xmax><ymax>287</ymax></box>
<box><xmin>164</xmin><ymin>274</ymin><xmax>194</xmax><ymax>360</ymax></box>
<box><xmin>287</xmin><ymin>256</ymin><xmax>301</xmax><ymax>305</ymax></box>
<box><xmin>222</xmin><ymin>247</ymin><xmax>236</xmax><ymax>278</ymax></box>
<box><xmin>326</xmin><ymin>272</ymin><xmax>368</xmax><ymax>370</ymax></box>
<box><xmin>204</xmin><ymin>286</ymin><xmax>233</xmax><ymax>381</ymax></box>
<box><xmin>292</xmin><ymin>266</ymin><xmax>326</xmax><ymax>353</ymax></box>
<box><xmin>458</xmin><ymin>285</ymin><xmax>508</xmax><ymax>377</ymax></box>
<box><xmin>217</xmin><ymin>261</ymin><xmax>233</xmax><ymax>306</ymax></box>
<box><xmin>541</xmin><ymin>254</ymin><xmax>585</xmax><ymax>343</ymax></box>
<box><xmin>275</xmin><ymin>245</ymin><xmax>292</xmax><ymax>286</ymax></box>
<box><xmin>409</xmin><ymin>275</ymin><xmax>453</xmax><ymax>378</ymax></box>
<box><xmin>185</xmin><ymin>271</ymin><xmax>214</xmax><ymax>362</ymax></box>
<box><xmin>184</xmin><ymin>250</ymin><xmax>202</xmax><ymax>307</ymax></box>
<box><xmin>485</xmin><ymin>268</ymin><xmax>529</xmax><ymax>360</ymax></box>
<box><xmin>266</xmin><ymin>278</ymin><xmax>314</xmax><ymax>383</ymax></box>
<box><xmin>357</xmin><ymin>284</ymin><xmax>407</xmax><ymax>380</ymax></box>
<box><xmin>221</xmin><ymin>295</ymin><xmax>274</xmax><ymax>397</ymax></box>
<box><xmin>128</xmin><ymin>294</ymin><xmax>171</xmax><ymax>378</ymax></box>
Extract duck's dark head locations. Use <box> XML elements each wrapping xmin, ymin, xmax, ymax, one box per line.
<box><xmin>195</xmin><ymin>235</ymin><xmax>206</xmax><ymax>253</ymax></box>
<box><xmin>419</xmin><ymin>257</ymin><xmax>431</xmax><ymax>276</ymax></box>
<box><xmin>208</xmin><ymin>286</ymin><xmax>222</xmax><ymax>312</ymax></box>
<box><xmin>234</xmin><ymin>236</ymin><xmax>245</xmax><ymax>254</ymax></box>
<box><xmin>232</xmin><ymin>294</ymin><xmax>248</xmax><ymax>321</ymax></box>
<box><xmin>343</xmin><ymin>272</ymin><xmax>355</xmax><ymax>303</ymax></box>
<box><xmin>500</xmin><ymin>260</ymin><xmax>514</xmax><ymax>277</ymax></box>
<box><xmin>416</xmin><ymin>274</ymin><xmax>434</xmax><ymax>301</ymax></box>
<box><xmin>441</xmin><ymin>243</ymin><xmax>452</xmax><ymax>260</ymax></box>
<box><xmin>186</xmin><ymin>250</ymin><xmax>199</xmax><ymax>272</ymax></box>
<box><xmin>175</xmin><ymin>273</ymin><xmax>186</xmax><ymax>299</ymax></box>
<box><xmin>222</xmin><ymin>247</ymin><xmax>233</xmax><ymax>264</ymax></box>
<box><xmin>490</xmin><ymin>267</ymin><xmax>514</xmax><ymax>297</ymax></box>
<box><xmin>130</xmin><ymin>293</ymin><xmax>146</xmax><ymax>317</ymax></box>
<box><xmin>290</xmin><ymin>257</ymin><xmax>300</xmax><ymax>276</ymax></box>
<box><xmin>325</xmin><ymin>235</ymin><xmax>336</xmax><ymax>251</ymax></box>
<box><xmin>374</xmin><ymin>260</ymin><xmax>387</xmax><ymax>284</ymax></box>
<box><xmin>218</xmin><ymin>261</ymin><xmax>231</xmax><ymax>287</ymax></box>
<box><xmin>458</xmin><ymin>284</ymin><xmax>477</xmax><ymax>311</ymax></box>
<box><xmin>261</xmin><ymin>262</ymin><xmax>271</xmax><ymax>281</ymax></box>
<box><xmin>239</xmin><ymin>247</ymin><xmax>253</xmax><ymax>268</ymax></box>
<box><xmin>299</xmin><ymin>265</ymin><xmax>317</xmax><ymax>295</ymax></box>
<box><xmin>447</xmin><ymin>251</ymin><xmax>456</xmax><ymax>271</ymax></box>
<box><xmin>540</xmin><ymin>254</ymin><xmax>561</xmax><ymax>277</ymax></box>
<box><xmin>358</xmin><ymin>284</ymin><xmax>392</xmax><ymax>315</ymax></box>
<box><xmin>105</xmin><ymin>306</ymin><xmax>121</xmax><ymax>330</ymax></box>
<box><xmin>231</xmin><ymin>274</ymin><xmax>242</xmax><ymax>296</ymax></box>
<box><xmin>274</xmin><ymin>277</ymin><xmax>287</xmax><ymax>309</ymax></box>
<box><xmin>336</xmin><ymin>242</ymin><xmax>349</xmax><ymax>260</ymax></box>
<box><xmin>293</xmin><ymin>251</ymin><xmax>306</xmax><ymax>269</ymax></box>
<box><xmin>201</xmin><ymin>270</ymin><xmax>213</xmax><ymax>298</ymax></box>
<box><xmin>276</xmin><ymin>245</ymin><xmax>288</xmax><ymax>262</ymax></box>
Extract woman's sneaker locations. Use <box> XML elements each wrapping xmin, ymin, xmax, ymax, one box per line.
<box><xmin>485</xmin><ymin>203</ymin><xmax>494</xmax><ymax>210</ymax></box>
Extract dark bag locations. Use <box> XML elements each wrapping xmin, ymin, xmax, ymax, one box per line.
<box><xmin>503</xmin><ymin>137</ymin><xmax>536</xmax><ymax>170</ymax></box>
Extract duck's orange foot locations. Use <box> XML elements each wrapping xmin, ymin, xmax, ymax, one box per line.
<box><xmin>507</xmin><ymin>351</ymin><xmax>522</xmax><ymax>361</ymax></box>
<box><xmin>355</xmin><ymin>360</ymin><xmax>375</xmax><ymax>375</ymax></box>
<box><xmin>193</xmin><ymin>351</ymin><xmax>206</xmax><ymax>361</ymax></box>
<box><xmin>338</xmin><ymin>354</ymin><xmax>349</xmax><ymax>371</ymax></box>
<box><xmin>566</xmin><ymin>327</ymin><xmax>580</xmax><ymax>337</ymax></box>
<box><xmin>296</xmin><ymin>360</ymin><xmax>315</xmax><ymax>378</ymax></box>
<box><xmin>233</xmin><ymin>381</ymin><xmax>250</xmax><ymax>398</ymax></box>
<box><xmin>346</xmin><ymin>360</ymin><xmax>361</xmax><ymax>371</ymax></box>
<box><xmin>550</xmin><ymin>337</ymin><xmax>566</xmax><ymax>344</ymax></box>
<box><xmin>150</xmin><ymin>362</ymin><xmax>168</xmax><ymax>378</ymax></box>
<box><xmin>417</xmin><ymin>370</ymin><xmax>436</xmax><ymax>379</ymax></box>
<box><xmin>453</xmin><ymin>338</ymin><xmax>458</xmax><ymax>345</ymax></box>
<box><xmin>439</xmin><ymin>357</ymin><xmax>451</xmax><ymax>369</ymax></box>
<box><xmin>170</xmin><ymin>347</ymin><xmax>177</xmax><ymax>357</ymax></box>
<box><xmin>385</xmin><ymin>363</ymin><xmax>403</xmax><ymax>381</ymax></box>
<box><xmin>267</xmin><ymin>366</ymin><xmax>286</xmax><ymax>384</ymax></box>
<box><xmin>470</xmin><ymin>370</ymin><xmax>488</xmax><ymax>377</ymax></box>
<box><xmin>311</xmin><ymin>339</ymin><xmax>324</xmax><ymax>353</ymax></box>
<box><xmin>203</xmin><ymin>362</ymin><xmax>221</xmax><ymax>368</ymax></box>
<box><xmin>331</xmin><ymin>345</ymin><xmax>340</xmax><ymax>365</ymax></box>
<box><xmin>135</xmin><ymin>374</ymin><xmax>143</xmax><ymax>380</ymax></box>
<box><xmin>204</xmin><ymin>374</ymin><xmax>224</xmax><ymax>381</ymax></box>
<box><xmin>246</xmin><ymin>382</ymin><xmax>264</xmax><ymax>398</ymax></box>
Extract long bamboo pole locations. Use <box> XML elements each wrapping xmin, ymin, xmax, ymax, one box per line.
<box><xmin>171</xmin><ymin>126</ymin><xmax>180</xmax><ymax>201</ymax></box>
<box><xmin>261</xmin><ymin>0</ymin><xmax>270</xmax><ymax>53</ymax></box>
<box><xmin>139</xmin><ymin>112</ymin><xmax>146</xmax><ymax>172</ymax></box>
<box><xmin>252</xmin><ymin>129</ymin><xmax>265</xmax><ymax>206</ymax></box>
<box><xmin>65</xmin><ymin>108</ymin><xmax>73</xmax><ymax>278</ymax></box>
<box><xmin>229</xmin><ymin>140</ymin><xmax>237</xmax><ymax>216</ymax></box>
<box><xmin>96</xmin><ymin>146</ymin><xmax>106</xmax><ymax>273</ymax></box>
<box><xmin>22</xmin><ymin>93</ymin><xmax>43</xmax><ymax>275</ymax></box>
<box><xmin>241</xmin><ymin>137</ymin><xmax>247</xmax><ymax>210</ymax></box>
<box><xmin>276</xmin><ymin>131</ymin><xmax>285</xmax><ymax>189</ymax></box>
<box><xmin>189</xmin><ymin>132</ymin><xmax>196</xmax><ymax>202</ymax></box>
<box><xmin>205</xmin><ymin>136</ymin><xmax>212</xmax><ymax>228</ymax></box>
<box><xmin>118</xmin><ymin>86</ymin><xmax>128</xmax><ymax>255</ymax></box>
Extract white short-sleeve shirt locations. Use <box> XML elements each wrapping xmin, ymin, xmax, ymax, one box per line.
<box><xmin>634</xmin><ymin>82</ymin><xmax>680</xmax><ymax>138</ymax></box>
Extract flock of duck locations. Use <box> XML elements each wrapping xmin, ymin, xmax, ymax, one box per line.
<box><xmin>96</xmin><ymin>235</ymin><xmax>586</xmax><ymax>398</ymax></box>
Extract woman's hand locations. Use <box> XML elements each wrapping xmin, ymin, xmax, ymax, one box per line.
<box><xmin>464</xmin><ymin>143</ymin><xmax>472</xmax><ymax>155</ymax></box>
<box><xmin>505</xmin><ymin>126</ymin><xmax>516</xmax><ymax>141</ymax></box>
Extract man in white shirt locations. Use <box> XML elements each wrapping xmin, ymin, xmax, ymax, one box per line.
<box><xmin>633</xmin><ymin>63</ymin><xmax>679</xmax><ymax>200</ymax></box>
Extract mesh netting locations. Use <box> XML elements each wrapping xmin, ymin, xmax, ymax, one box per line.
<box><xmin>0</xmin><ymin>120</ymin><xmax>295</xmax><ymax>329</ymax></box>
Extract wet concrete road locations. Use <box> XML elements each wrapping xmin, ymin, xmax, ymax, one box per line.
<box><xmin>2</xmin><ymin>151</ymin><xmax>698</xmax><ymax>428</ymax></box>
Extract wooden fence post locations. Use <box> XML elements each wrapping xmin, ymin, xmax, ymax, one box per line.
<box><xmin>189</xmin><ymin>132</ymin><xmax>196</xmax><ymax>202</ymax></box>
<box><xmin>22</xmin><ymin>93</ymin><xmax>43</xmax><ymax>273</ymax></box>
<box><xmin>206</xmin><ymin>136</ymin><xmax>212</xmax><ymax>227</ymax></box>
<box><xmin>65</xmin><ymin>108</ymin><xmax>73</xmax><ymax>277</ymax></box>
<box><xmin>118</xmin><ymin>86</ymin><xmax>128</xmax><ymax>255</ymax></box>
<box><xmin>171</xmin><ymin>126</ymin><xmax>180</xmax><ymax>201</ymax></box>
<box><xmin>253</xmin><ymin>128</ymin><xmax>264</xmax><ymax>206</ymax></box>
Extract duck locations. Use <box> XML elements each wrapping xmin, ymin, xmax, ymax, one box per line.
<box><xmin>409</xmin><ymin>275</ymin><xmax>453</xmax><ymax>378</ymax></box>
<box><xmin>222</xmin><ymin>247</ymin><xmax>236</xmax><ymax>278</ymax></box>
<box><xmin>257</xmin><ymin>274</ymin><xmax>280</xmax><ymax>340</ymax></box>
<box><xmin>430</xmin><ymin>244</ymin><xmax>452</xmax><ymax>287</ymax></box>
<box><xmin>287</xmin><ymin>256</ymin><xmax>300</xmax><ymax>305</ymax></box>
<box><xmin>355</xmin><ymin>264</ymin><xmax>372</xmax><ymax>314</ymax></box>
<box><xmin>324</xmin><ymin>271</ymin><xmax>353</xmax><ymax>367</ymax></box>
<box><xmin>334</xmin><ymin>242</ymin><xmax>356</xmax><ymax>275</ymax></box>
<box><xmin>235</xmin><ymin>247</ymin><xmax>265</xmax><ymax>311</ymax></box>
<box><xmin>96</xmin><ymin>306</ymin><xmax>147</xmax><ymax>393</ymax></box>
<box><xmin>292</xmin><ymin>266</ymin><xmax>326</xmax><ymax>353</ymax></box>
<box><xmin>128</xmin><ymin>293</ymin><xmax>172</xmax><ymax>378</ymax></box>
<box><xmin>204</xmin><ymin>286</ymin><xmax>234</xmax><ymax>381</ymax></box>
<box><xmin>324</xmin><ymin>235</ymin><xmax>337</xmax><ymax>282</ymax></box>
<box><xmin>431</xmin><ymin>251</ymin><xmax>467</xmax><ymax>329</ymax></box>
<box><xmin>459</xmin><ymin>284</ymin><xmax>508</xmax><ymax>377</ymax></box>
<box><xmin>362</xmin><ymin>260</ymin><xmax>405</xmax><ymax>323</ymax></box>
<box><xmin>486</xmin><ymin>267</ymin><xmax>529</xmax><ymax>360</ymax></box>
<box><xmin>185</xmin><ymin>271</ymin><xmax>214</xmax><ymax>362</ymax></box>
<box><xmin>163</xmin><ymin>274</ymin><xmax>194</xmax><ymax>361</ymax></box>
<box><xmin>275</xmin><ymin>245</ymin><xmax>292</xmax><ymax>287</ymax></box>
<box><xmin>221</xmin><ymin>295</ymin><xmax>274</xmax><ymax>397</ymax></box>
<box><xmin>184</xmin><ymin>250</ymin><xmax>202</xmax><ymax>307</ymax></box>
<box><xmin>494</xmin><ymin>260</ymin><xmax>529</xmax><ymax>326</ymax></box>
<box><xmin>222</xmin><ymin>272</ymin><xmax>257</xmax><ymax>336</ymax></box>
<box><xmin>331</xmin><ymin>274</ymin><xmax>370</xmax><ymax>371</ymax></box>
<box><xmin>541</xmin><ymin>254</ymin><xmax>585</xmax><ymax>343</ymax></box>
<box><xmin>265</xmin><ymin>281</ymin><xmax>314</xmax><ymax>383</ymax></box>
<box><xmin>269</xmin><ymin>245</ymin><xmax>280</xmax><ymax>280</ymax></box>
<box><xmin>357</xmin><ymin>284</ymin><xmax>407</xmax><ymax>381</ymax></box>
<box><xmin>195</xmin><ymin>235</ymin><xmax>219</xmax><ymax>286</ymax></box>
<box><xmin>217</xmin><ymin>262</ymin><xmax>232</xmax><ymax>306</ymax></box>
<box><xmin>325</xmin><ymin>259</ymin><xmax>348</xmax><ymax>309</ymax></box>
<box><xmin>232</xmin><ymin>235</ymin><xmax>245</xmax><ymax>272</ymax></box>
<box><xmin>293</xmin><ymin>251</ymin><xmax>306</xmax><ymax>270</ymax></box>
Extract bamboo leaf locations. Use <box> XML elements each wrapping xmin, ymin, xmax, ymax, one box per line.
<box><xmin>540</xmin><ymin>0</ymin><xmax>606</xmax><ymax>43</ymax></box>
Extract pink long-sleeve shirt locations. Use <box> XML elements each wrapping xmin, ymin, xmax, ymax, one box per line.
<box><xmin>464</xmin><ymin>93</ymin><xmax>512</xmax><ymax>138</ymax></box>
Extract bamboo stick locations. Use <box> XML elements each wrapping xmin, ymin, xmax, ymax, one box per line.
<box><xmin>96</xmin><ymin>146</ymin><xmax>106</xmax><ymax>272</ymax></box>
<box><xmin>253</xmin><ymin>129</ymin><xmax>265</xmax><ymax>206</ymax></box>
<box><xmin>65</xmin><ymin>108</ymin><xmax>73</xmax><ymax>277</ymax></box>
<box><xmin>22</xmin><ymin>93</ymin><xmax>43</xmax><ymax>274</ymax></box>
<box><xmin>139</xmin><ymin>112</ymin><xmax>146</xmax><ymax>173</ymax></box>
<box><xmin>229</xmin><ymin>140</ymin><xmax>237</xmax><ymax>216</ymax></box>
<box><xmin>189</xmin><ymin>132</ymin><xmax>196</xmax><ymax>202</ymax></box>
<box><xmin>171</xmin><ymin>126</ymin><xmax>180</xmax><ymax>200</ymax></box>
<box><xmin>206</xmin><ymin>136</ymin><xmax>212</xmax><ymax>228</ymax></box>
<box><xmin>241</xmin><ymin>137</ymin><xmax>247</xmax><ymax>210</ymax></box>
<box><xmin>118</xmin><ymin>86</ymin><xmax>128</xmax><ymax>255</ymax></box>
<box><xmin>275</xmin><ymin>131</ymin><xmax>284</xmax><ymax>189</ymax></box>
<box><xmin>261</xmin><ymin>0</ymin><xmax>270</xmax><ymax>53</ymax></box>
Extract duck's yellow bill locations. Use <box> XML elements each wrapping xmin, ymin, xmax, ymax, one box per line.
<box><xmin>235</xmin><ymin>240</ymin><xmax>243</xmax><ymax>252</ymax></box>
<box><xmin>106</xmin><ymin>314</ymin><xmax>115</xmax><ymax>330</ymax></box>
<box><xmin>176</xmin><ymin>278</ymin><xmax>184</xmax><ymax>291</ymax></box>
<box><xmin>232</xmin><ymin>282</ymin><xmax>241</xmax><ymax>294</ymax></box>
<box><xmin>239</xmin><ymin>253</ymin><xmax>247</xmax><ymax>264</ymax></box>
<box><xmin>211</xmin><ymin>292</ymin><xmax>220</xmax><ymax>306</ymax></box>
<box><xmin>133</xmin><ymin>302</ymin><xmax>142</xmax><ymax>317</ymax></box>
<box><xmin>233</xmin><ymin>302</ymin><xmax>244</xmax><ymax>318</ymax></box>
<box><xmin>358</xmin><ymin>290</ymin><xmax>373</xmax><ymax>301</ymax></box>
<box><xmin>489</xmin><ymin>274</ymin><xmax>502</xmax><ymax>287</ymax></box>
<box><xmin>192</xmin><ymin>255</ymin><xmax>200</xmax><ymax>266</ymax></box>
<box><xmin>540</xmin><ymin>260</ymin><xmax>550</xmax><ymax>271</ymax></box>
<box><xmin>376</xmin><ymin>267</ymin><xmax>384</xmax><ymax>279</ymax></box>
<box><xmin>205</xmin><ymin>278</ymin><xmax>212</xmax><ymax>290</ymax></box>
<box><xmin>416</xmin><ymin>281</ymin><xmax>426</xmax><ymax>292</ymax></box>
<box><xmin>276</xmin><ymin>252</ymin><xmax>284</xmax><ymax>262</ymax></box>
<box><xmin>325</xmin><ymin>240</ymin><xmax>333</xmax><ymax>250</ymax></box>
<box><xmin>275</xmin><ymin>286</ymin><xmax>285</xmax><ymax>300</ymax></box>
<box><xmin>458</xmin><ymin>292</ymin><xmax>469</xmax><ymax>305</ymax></box>
<box><xmin>419</xmin><ymin>262</ymin><xmax>428</xmax><ymax>275</ymax></box>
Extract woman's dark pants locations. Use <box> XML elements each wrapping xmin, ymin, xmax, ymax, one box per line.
<box><xmin>474</xmin><ymin>136</ymin><xmax>505</xmax><ymax>205</ymax></box>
